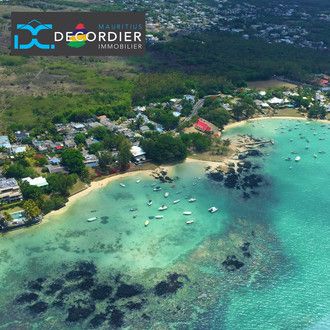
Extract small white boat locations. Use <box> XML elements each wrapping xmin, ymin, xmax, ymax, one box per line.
<box><xmin>155</xmin><ymin>215</ymin><xmax>164</xmax><ymax>219</ymax></box>
<box><xmin>186</xmin><ymin>220</ymin><xmax>194</xmax><ymax>225</ymax></box>
<box><xmin>313</xmin><ymin>154</ymin><xmax>318</xmax><ymax>158</ymax></box>
<box><xmin>87</xmin><ymin>217</ymin><xmax>97</xmax><ymax>222</ymax></box>
<box><xmin>188</xmin><ymin>198</ymin><xmax>197</xmax><ymax>203</ymax></box>
<box><xmin>144</xmin><ymin>220</ymin><xmax>150</xmax><ymax>227</ymax></box>
<box><xmin>208</xmin><ymin>207</ymin><xmax>218</xmax><ymax>213</ymax></box>
<box><xmin>120</xmin><ymin>183</ymin><xmax>126</xmax><ymax>188</ymax></box>
<box><xmin>295</xmin><ymin>156</ymin><xmax>301</xmax><ymax>162</ymax></box>
<box><xmin>183</xmin><ymin>211</ymin><xmax>192</xmax><ymax>215</ymax></box>
<box><xmin>153</xmin><ymin>186</ymin><xmax>162</xmax><ymax>192</ymax></box>
<box><xmin>136</xmin><ymin>179</ymin><xmax>141</xmax><ymax>183</ymax></box>
<box><xmin>147</xmin><ymin>200</ymin><xmax>153</xmax><ymax>206</ymax></box>
<box><xmin>158</xmin><ymin>205</ymin><xmax>168</xmax><ymax>211</ymax></box>
<box><xmin>173</xmin><ymin>199</ymin><xmax>181</xmax><ymax>204</ymax></box>
<box><xmin>164</xmin><ymin>192</ymin><xmax>169</xmax><ymax>198</ymax></box>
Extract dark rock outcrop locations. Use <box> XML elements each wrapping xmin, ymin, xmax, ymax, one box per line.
<box><xmin>222</xmin><ymin>255</ymin><xmax>244</xmax><ymax>271</ymax></box>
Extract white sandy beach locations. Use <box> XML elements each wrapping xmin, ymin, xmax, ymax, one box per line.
<box><xmin>43</xmin><ymin>115</ymin><xmax>329</xmax><ymax>222</ymax></box>
<box><xmin>223</xmin><ymin>116</ymin><xmax>329</xmax><ymax>131</ymax></box>
<box><xmin>45</xmin><ymin>170</ymin><xmax>154</xmax><ymax>221</ymax></box>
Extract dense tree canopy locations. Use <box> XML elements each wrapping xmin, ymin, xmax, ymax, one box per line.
<box><xmin>47</xmin><ymin>173</ymin><xmax>77</xmax><ymax>196</ymax></box>
<box><xmin>61</xmin><ymin>148</ymin><xmax>85</xmax><ymax>176</ymax></box>
<box><xmin>141</xmin><ymin>133</ymin><xmax>187</xmax><ymax>163</ymax></box>
<box><xmin>181</xmin><ymin>133</ymin><xmax>212</xmax><ymax>152</ymax></box>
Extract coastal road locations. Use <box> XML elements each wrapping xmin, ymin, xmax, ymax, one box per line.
<box><xmin>182</xmin><ymin>98</ymin><xmax>205</xmax><ymax>124</ymax></box>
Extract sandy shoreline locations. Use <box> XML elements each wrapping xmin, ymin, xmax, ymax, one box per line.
<box><xmin>44</xmin><ymin>159</ymin><xmax>216</xmax><ymax>221</ymax></box>
<box><xmin>43</xmin><ymin>116</ymin><xmax>328</xmax><ymax>222</ymax></box>
<box><xmin>45</xmin><ymin>170</ymin><xmax>154</xmax><ymax>221</ymax></box>
<box><xmin>223</xmin><ymin>116</ymin><xmax>329</xmax><ymax>131</ymax></box>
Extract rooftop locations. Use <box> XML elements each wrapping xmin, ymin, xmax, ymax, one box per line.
<box><xmin>0</xmin><ymin>177</ymin><xmax>19</xmax><ymax>189</ymax></box>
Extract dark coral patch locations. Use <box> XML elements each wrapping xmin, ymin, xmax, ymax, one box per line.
<box><xmin>66</xmin><ymin>301</ymin><xmax>96</xmax><ymax>322</ymax></box>
<box><xmin>65</xmin><ymin>261</ymin><xmax>96</xmax><ymax>281</ymax></box>
<box><xmin>90</xmin><ymin>284</ymin><xmax>112</xmax><ymax>300</ymax></box>
<box><xmin>16</xmin><ymin>292</ymin><xmax>39</xmax><ymax>304</ymax></box>
<box><xmin>45</xmin><ymin>279</ymin><xmax>64</xmax><ymax>295</ymax></box>
<box><xmin>28</xmin><ymin>301</ymin><xmax>48</xmax><ymax>314</ymax></box>
<box><xmin>115</xmin><ymin>283</ymin><xmax>144</xmax><ymax>299</ymax></box>
<box><xmin>78</xmin><ymin>261</ymin><xmax>97</xmax><ymax>274</ymax></box>
<box><xmin>222</xmin><ymin>255</ymin><xmax>245</xmax><ymax>271</ymax></box>
<box><xmin>27</xmin><ymin>280</ymin><xmax>44</xmax><ymax>291</ymax></box>
<box><xmin>89</xmin><ymin>313</ymin><xmax>107</xmax><ymax>328</ymax></box>
<box><xmin>100</xmin><ymin>216</ymin><xmax>109</xmax><ymax>224</ymax></box>
<box><xmin>76</xmin><ymin>277</ymin><xmax>95</xmax><ymax>291</ymax></box>
<box><xmin>109</xmin><ymin>308</ymin><xmax>125</xmax><ymax>328</ymax></box>
<box><xmin>154</xmin><ymin>273</ymin><xmax>186</xmax><ymax>296</ymax></box>
<box><xmin>65</xmin><ymin>269</ymin><xmax>93</xmax><ymax>281</ymax></box>
<box><xmin>125</xmin><ymin>301</ymin><xmax>144</xmax><ymax>310</ymax></box>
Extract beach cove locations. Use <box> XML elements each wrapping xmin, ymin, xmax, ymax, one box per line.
<box><xmin>0</xmin><ymin>118</ymin><xmax>329</xmax><ymax>329</ymax></box>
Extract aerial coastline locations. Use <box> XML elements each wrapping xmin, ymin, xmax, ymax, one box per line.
<box><xmin>45</xmin><ymin>115</ymin><xmax>330</xmax><ymax>221</ymax></box>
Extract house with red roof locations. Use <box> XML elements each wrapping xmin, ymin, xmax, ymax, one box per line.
<box><xmin>194</xmin><ymin>118</ymin><xmax>213</xmax><ymax>133</ymax></box>
<box><xmin>319</xmin><ymin>79</ymin><xmax>329</xmax><ymax>87</ymax></box>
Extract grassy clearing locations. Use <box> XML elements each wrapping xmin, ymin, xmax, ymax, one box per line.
<box><xmin>69</xmin><ymin>179</ymin><xmax>88</xmax><ymax>196</ymax></box>
<box><xmin>247</xmin><ymin>79</ymin><xmax>297</xmax><ymax>90</ymax></box>
<box><xmin>273</xmin><ymin>108</ymin><xmax>305</xmax><ymax>117</ymax></box>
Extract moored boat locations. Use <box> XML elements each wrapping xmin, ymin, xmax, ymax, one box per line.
<box><xmin>208</xmin><ymin>207</ymin><xmax>218</xmax><ymax>213</ymax></box>
<box><xmin>144</xmin><ymin>220</ymin><xmax>150</xmax><ymax>227</ymax></box>
<box><xmin>147</xmin><ymin>200</ymin><xmax>153</xmax><ymax>206</ymax></box>
<box><xmin>153</xmin><ymin>186</ymin><xmax>162</xmax><ymax>192</ymax></box>
<box><xmin>164</xmin><ymin>192</ymin><xmax>169</xmax><ymax>198</ymax></box>
<box><xmin>87</xmin><ymin>217</ymin><xmax>97</xmax><ymax>222</ymax></box>
<box><xmin>188</xmin><ymin>198</ymin><xmax>197</xmax><ymax>203</ymax></box>
<box><xmin>295</xmin><ymin>156</ymin><xmax>301</xmax><ymax>162</ymax></box>
<box><xmin>120</xmin><ymin>183</ymin><xmax>126</xmax><ymax>187</ymax></box>
<box><xmin>155</xmin><ymin>215</ymin><xmax>164</xmax><ymax>219</ymax></box>
<box><xmin>186</xmin><ymin>220</ymin><xmax>194</xmax><ymax>225</ymax></box>
<box><xmin>158</xmin><ymin>205</ymin><xmax>168</xmax><ymax>211</ymax></box>
<box><xmin>173</xmin><ymin>199</ymin><xmax>180</xmax><ymax>204</ymax></box>
<box><xmin>183</xmin><ymin>211</ymin><xmax>192</xmax><ymax>215</ymax></box>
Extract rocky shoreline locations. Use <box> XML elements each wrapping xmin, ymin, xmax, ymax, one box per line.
<box><xmin>206</xmin><ymin>135</ymin><xmax>273</xmax><ymax>199</ymax></box>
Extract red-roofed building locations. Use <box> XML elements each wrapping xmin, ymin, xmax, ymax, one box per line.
<box><xmin>194</xmin><ymin>118</ymin><xmax>213</xmax><ymax>133</ymax></box>
<box><xmin>319</xmin><ymin>79</ymin><xmax>329</xmax><ymax>86</ymax></box>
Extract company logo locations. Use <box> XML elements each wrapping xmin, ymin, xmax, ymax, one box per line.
<box><xmin>67</xmin><ymin>23</ymin><xmax>88</xmax><ymax>48</ymax></box>
<box><xmin>11</xmin><ymin>12</ymin><xmax>146</xmax><ymax>56</ymax></box>
<box><xmin>13</xmin><ymin>19</ymin><xmax>54</xmax><ymax>50</ymax></box>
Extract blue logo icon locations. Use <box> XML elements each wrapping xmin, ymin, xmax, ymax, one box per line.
<box><xmin>14</xmin><ymin>19</ymin><xmax>55</xmax><ymax>50</ymax></box>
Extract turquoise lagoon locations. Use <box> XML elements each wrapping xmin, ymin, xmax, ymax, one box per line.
<box><xmin>0</xmin><ymin>119</ymin><xmax>329</xmax><ymax>329</ymax></box>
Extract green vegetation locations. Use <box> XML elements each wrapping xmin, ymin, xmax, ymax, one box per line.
<box><xmin>200</xmin><ymin>98</ymin><xmax>231</xmax><ymax>129</ymax></box>
<box><xmin>307</xmin><ymin>103</ymin><xmax>327</xmax><ymax>119</ymax></box>
<box><xmin>23</xmin><ymin>200</ymin><xmax>41</xmax><ymax>220</ymax></box>
<box><xmin>141</xmin><ymin>133</ymin><xmax>187</xmax><ymax>163</ymax></box>
<box><xmin>150</xmin><ymin>31</ymin><xmax>330</xmax><ymax>82</ymax></box>
<box><xmin>132</xmin><ymin>72</ymin><xmax>234</xmax><ymax>105</ymax></box>
<box><xmin>181</xmin><ymin>133</ymin><xmax>212</xmax><ymax>152</ymax></box>
<box><xmin>147</xmin><ymin>107</ymin><xmax>179</xmax><ymax>130</ymax></box>
<box><xmin>47</xmin><ymin>173</ymin><xmax>78</xmax><ymax>197</ymax></box>
<box><xmin>118</xmin><ymin>140</ymin><xmax>132</xmax><ymax>171</ymax></box>
<box><xmin>3</xmin><ymin>161</ymin><xmax>36</xmax><ymax>179</ymax></box>
<box><xmin>0</xmin><ymin>59</ymin><xmax>134</xmax><ymax>130</ymax></box>
<box><xmin>232</xmin><ymin>98</ymin><xmax>256</xmax><ymax>120</ymax></box>
<box><xmin>61</xmin><ymin>148</ymin><xmax>86</xmax><ymax>178</ymax></box>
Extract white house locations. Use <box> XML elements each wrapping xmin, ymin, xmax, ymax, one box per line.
<box><xmin>268</xmin><ymin>97</ymin><xmax>284</xmax><ymax>105</ymax></box>
<box><xmin>130</xmin><ymin>146</ymin><xmax>146</xmax><ymax>164</ymax></box>
<box><xmin>22</xmin><ymin>177</ymin><xmax>48</xmax><ymax>188</ymax></box>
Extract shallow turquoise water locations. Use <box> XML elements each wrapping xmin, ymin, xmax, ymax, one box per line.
<box><xmin>223</xmin><ymin>119</ymin><xmax>330</xmax><ymax>329</ymax></box>
<box><xmin>0</xmin><ymin>119</ymin><xmax>329</xmax><ymax>329</ymax></box>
